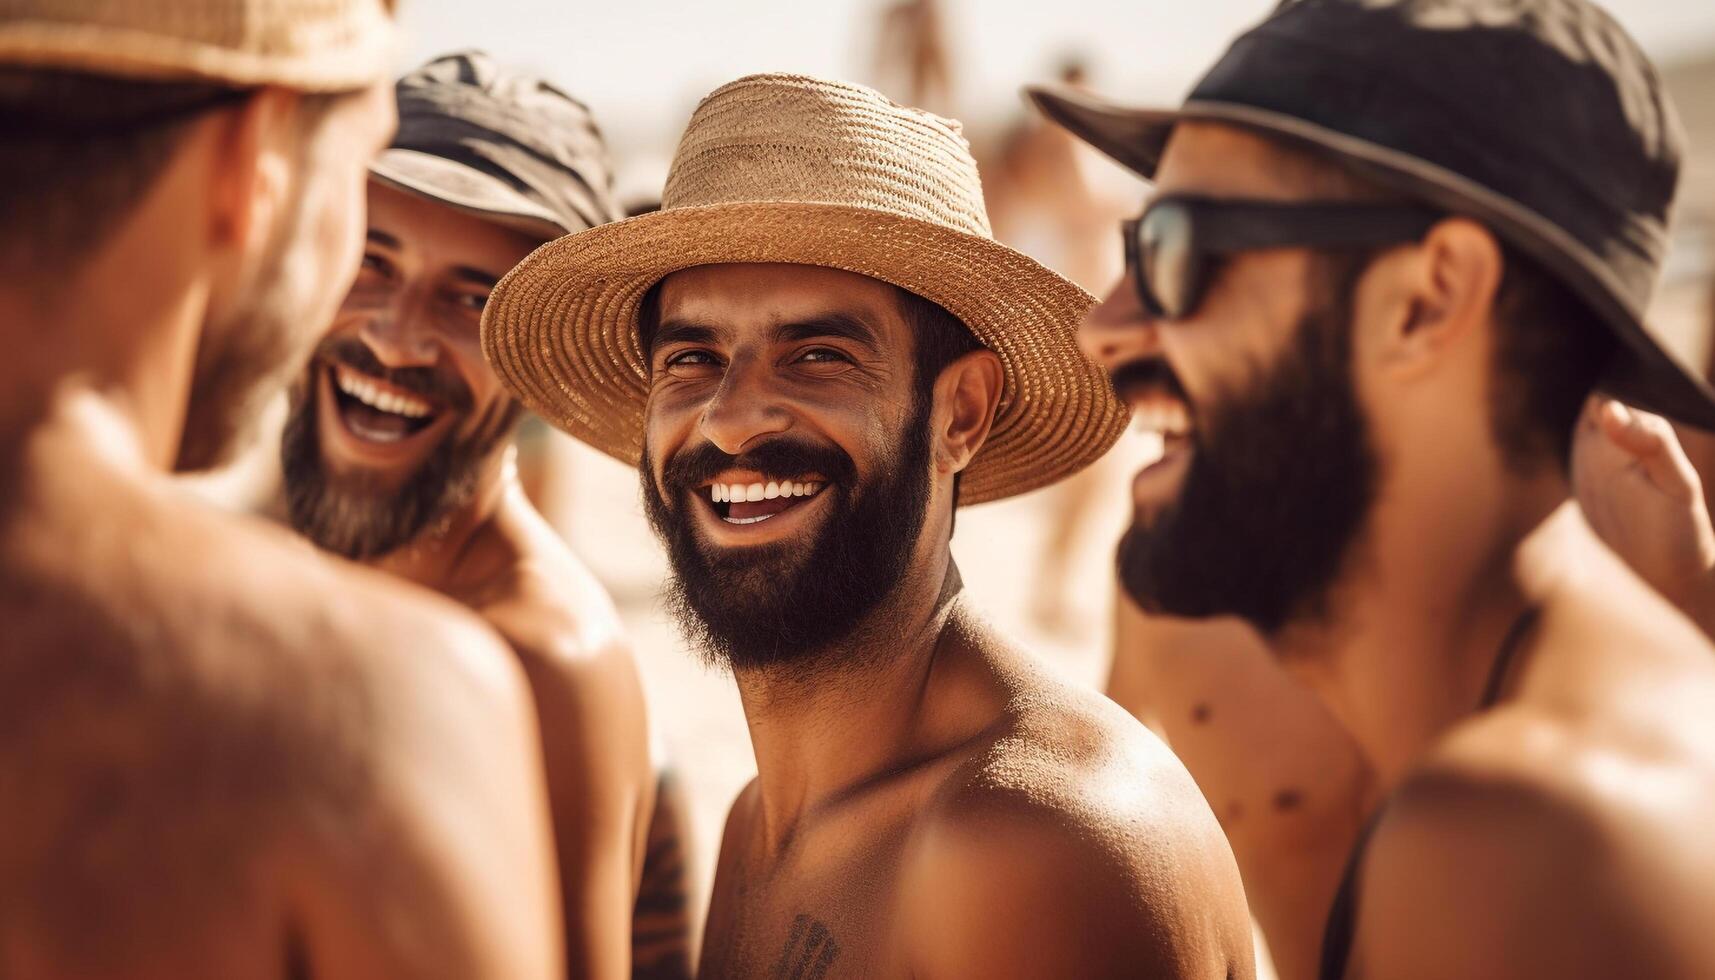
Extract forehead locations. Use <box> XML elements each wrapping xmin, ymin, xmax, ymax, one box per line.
<box><xmin>1154</xmin><ymin>121</ymin><xmax>1344</xmax><ymax>202</ymax></box>
<box><xmin>655</xmin><ymin>263</ymin><xmax>907</xmax><ymax>346</ymax></box>
<box><xmin>364</xmin><ymin>179</ymin><xmax>543</xmax><ymax>275</ymax></box>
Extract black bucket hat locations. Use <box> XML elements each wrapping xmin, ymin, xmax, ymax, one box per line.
<box><xmin>370</xmin><ymin>50</ymin><xmax>623</xmax><ymax>240</ymax></box>
<box><xmin>1027</xmin><ymin>0</ymin><xmax>1715</xmax><ymax>430</ymax></box>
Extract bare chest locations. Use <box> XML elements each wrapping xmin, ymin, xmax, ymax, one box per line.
<box><xmin>698</xmin><ymin>825</ymin><xmax>915</xmax><ymax>980</ymax></box>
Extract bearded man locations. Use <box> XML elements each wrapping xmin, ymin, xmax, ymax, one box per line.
<box><xmin>0</xmin><ymin>5</ymin><xmax>560</xmax><ymax>978</ymax></box>
<box><xmin>1033</xmin><ymin>0</ymin><xmax>1715</xmax><ymax>976</ymax></box>
<box><xmin>481</xmin><ymin>73</ymin><xmax>1257</xmax><ymax>979</ymax></box>
<box><xmin>279</xmin><ymin>51</ymin><xmax>690</xmax><ymax>980</ymax></box>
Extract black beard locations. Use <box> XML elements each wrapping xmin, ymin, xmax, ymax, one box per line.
<box><xmin>1118</xmin><ymin>259</ymin><xmax>1378</xmax><ymax>637</ymax></box>
<box><xmin>640</xmin><ymin>400</ymin><xmax>933</xmax><ymax>673</ymax></box>
<box><xmin>280</xmin><ymin>337</ymin><xmax>518</xmax><ymax>560</ymax></box>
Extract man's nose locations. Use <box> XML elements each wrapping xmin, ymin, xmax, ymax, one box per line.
<box><xmin>1079</xmin><ymin>273</ymin><xmax>1164</xmax><ymax>370</ymax></box>
<box><xmin>697</xmin><ymin>357</ymin><xmax>792</xmax><ymax>456</ymax></box>
<box><xmin>358</xmin><ymin>288</ymin><xmax>440</xmax><ymax>368</ymax></box>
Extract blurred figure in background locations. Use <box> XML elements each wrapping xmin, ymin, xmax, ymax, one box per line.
<box><xmin>0</xmin><ymin>4</ymin><xmax>562</xmax><ymax>979</ymax></box>
<box><xmin>277</xmin><ymin>52</ymin><xmax>692</xmax><ymax>980</ymax></box>
<box><xmin>1037</xmin><ymin>0</ymin><xmax>1715</xmax><ymax>976</ymax></box>
<box><xmin>872</xmin><ymin>0</ymin><xmax>954</xmax><ymax>116</ymax></box>
<box><xmin>483</xmin><ymin>73</ymin><xmax>1256</xmax><ymax>979</ymax></box>
<box><xmin>985</xmin><ymin>55</ymin><xmax>1150</xmax><ymax>638</ymax></box>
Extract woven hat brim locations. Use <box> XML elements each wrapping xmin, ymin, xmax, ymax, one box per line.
<box><xmin>1026</xmin><ymin>83</ymin><xmax>1715</xmax><ymax>432</ymax></box>
<box><xmin>371</xmin><ymin>150</ymin><xmax>567</xmax><ymax>240</ymax></box>
<box><xmin>481</xmin><ymin>201</ymin><xmax>1128</xmax><ymax>505</ymax></box>
<box><xmin>0</xmin><ymin>17</ymin><xmax>396</xmax><ymax>91</ymax></box>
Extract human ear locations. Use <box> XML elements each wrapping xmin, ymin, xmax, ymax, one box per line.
<box><xmin>932</xmin><ymin>348</ymin><xmax>1003</xmax><ymax>476</ymax></box>
<box><xmin>203</xmin><ymin>88</ymin><xmax>298</xmax><ymax>255</ymax></box>
<box><xmin>1372</xmin><ymin>217</ymin><xmax>1503</xmax><ymax>379</ymax></box>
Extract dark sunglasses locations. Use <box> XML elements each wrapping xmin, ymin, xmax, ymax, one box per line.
<box><xmin>1122</xmin><ymin>196</ymin><xmax>1443</xmax><ymax>321</ymax></box>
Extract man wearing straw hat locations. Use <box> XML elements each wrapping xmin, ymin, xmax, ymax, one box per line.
<box><xmin>0</xmin><ymin>5</ymin><xmax>560</xmax><ymax>978</ymax></box>
<box><xmin>1031</xmin><ymin>0</ymin><xmax>1715</xmax><ymax>976</ymax></box>
<box><xmin>279</xmin><ymin>50</ymin><xmax>692</xmax><ymax>980</ymax></box>
<box><xmin>484</xmin><ymin>72</ymin><xmax>1256</xmax><ymax>979</ymax></box>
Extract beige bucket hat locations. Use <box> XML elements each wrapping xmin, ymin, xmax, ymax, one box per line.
<box><xmin>482</xmin><ymin>73</ymin><xmax>1127</xmax><ymax>505</ymax></box>
<box><xmin>0</xmin><ymin>0</ymin><xmax>396</xmax><ymax>91</ymax></box>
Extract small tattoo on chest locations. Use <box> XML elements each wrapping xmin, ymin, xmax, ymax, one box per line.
<box><xmin>771</xmin><ymin>914</ymin><xmax>841</xmax><ymax>980</ymax></box>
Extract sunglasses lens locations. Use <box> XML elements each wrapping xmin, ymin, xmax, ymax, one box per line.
<box><xmin>1138</xmin><ymin>203</ymin><xmax>1194</xmax><ymax>320</ymax></box>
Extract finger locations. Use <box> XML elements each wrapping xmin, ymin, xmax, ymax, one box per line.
<box><xmin>1579</xmin><ymin>393</ymin><xmax>1608</xmax><ymax>433</ymax></box>
<box><xmin>1597</xmin><ymin>400</ymin><xmax>1667</xmax><ymax>458</ymax></box>
<box><xmin>1603</xmin><ymin>403</ymin><xmax>1703</xmax><ymax>502</ymax></box>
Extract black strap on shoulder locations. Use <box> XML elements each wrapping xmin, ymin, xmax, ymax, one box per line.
<box><xmin>1479</xmin><ymin>607</ymin><xmax>1539</xmax><ymax>710</ymax></box>
<box><xmin>1318</xmin><ymin>607</ymin><xmax>1539</xmax><ymax>979</ymax></box>
<box><xmin>1317</xmin><ymin>808</ymin><xmax>1381</xmax><ymax>980</ymax></box>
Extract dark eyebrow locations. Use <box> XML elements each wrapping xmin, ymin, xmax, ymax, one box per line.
<box><xmin>365</xmin><ymin>229</ymin><xmax>401</xmax><ymax>250</ymax></box>
<box><xmin>449</xmin><ymin>266</ymin><xmax>501</xmax><ymax>290</ymax></box>
<box><xmin>649</xmin><ymin>319</ymin><xmax>720</xmax><ymax>354</ymax></box>
<box><xmin>774</xmin><ymin>313</ymin><xmax>882</xmax><ymax>352</ymax></box>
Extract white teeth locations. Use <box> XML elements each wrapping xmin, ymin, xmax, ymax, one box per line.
<box><xmin>723</xmin><ymin>513</ymin><xmax>775</xmax><ymax>525</ymax></box>
<box><xmin>1134</xmin><ymin>402</ymin><xmax>1191</xmax><ymax>438</ymax></box>
<box><xmin>709</xmin><ymin>476</ymin><xmax>829</xmax><ymax>510</ymax></box>
<box><xmin>333</xmin><ymin>366</ymin><xmax>435</xmax><ymax>419</ymax></box>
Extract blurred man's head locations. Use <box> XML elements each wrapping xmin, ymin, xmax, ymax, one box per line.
<box><xmin>285</xmin><ymin>181</ymin><xmax>540</xmax><ymax>557</ymax></box>
<box><xmin>0</xmin><ymin>70</ymin><xmax>394</xmax><ymax>470</ymax></box>
<box><xmin>1035</xmin><ymin>0</ymin><xmax>1702</xmax><ymax>638</ymax></box>
<box><xmin>0</xmin><ymin>0</ymin><xmax>398</xmax><ymax>470</ymax></box>
<box><xmin>282</xmin><ymin>51</ymin><xmax>621</xmax><ymax>559</ymax></box>
<box><xmin>637</xmin><ymin>263</ymin><xmax>994</xmax><ymax>671</ymax></box>
<box><xmin>1089</xmin><ymin>123</ymin><xmax>1615</xmax><ymax>635</ymax></box>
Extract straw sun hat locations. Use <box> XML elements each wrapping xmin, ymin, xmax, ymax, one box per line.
<box><xmin>482</xmin><ymin>73</ymin><xmax>1127</xmax><ymax>504</ymax></box>
<box><xmin>0</xmin><ymin>0</ymin><xmax>396</xmax><ymax>91</ymax></box>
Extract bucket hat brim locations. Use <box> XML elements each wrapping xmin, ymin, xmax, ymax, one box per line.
<box><xmin>481</xmin><ymin>200</ymin><xmax>1128</xmax><ymax>505</ymax></box>
<box><xmin>370</xmin><ymin>148</ymin><xmax>568</xmax><ymax>240</ymax></box>
<box><xmin>1027</xmin><ymin>84</ymin><xmax>1715</xmax><ymax>432</ymax></box>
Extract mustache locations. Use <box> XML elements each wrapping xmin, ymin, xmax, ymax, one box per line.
<box><xmin>315</xmin><ymin>335</ymin><xmax>473</xmax><ymax>413</ymax></box>
<box><xmin>1110</xmin><ymin>358</ymin><xmax>1188</xmax><ymax>404</ymax></box>
<box><xmin>660</xmin><ymin>436</ymin><xmax>857</xmax><ymax>494</ymax></box>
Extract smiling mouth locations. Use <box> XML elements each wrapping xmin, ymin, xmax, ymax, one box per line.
<box><xmin>1132</xmin><ymin>395</ymin><xmax>1192</xmax><ymax>449</ymax></box>
<box><xmin>702</xmin><ymin>477</ymin><xmax>827</xmax><ymax>525</ymax></box>
<box><xmin>1113</xmin><ymin>360</ymin><xmax>1195</xmax><ymax>452</ymax></box>
<box><xmin>327</xmin><ymin>362</ymin><xmax>444</xmax><ymax>444</ymax></box>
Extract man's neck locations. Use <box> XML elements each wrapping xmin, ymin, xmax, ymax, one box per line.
<box><xmin>0</xmin><ymin>252</ymin><xmax>207</xmax><ymax>474</ymax></box>
<box><xmin>1279</xmin><ymin>469</ymin><xmax>1573</xmax><ymax>788</ymax></box>
<box><xmin>733</xmin><ymin>558</ymin><xmax>996</xmax><ymax>852</ymax></box>
<box><xmin>368</xmin><ymin>449</ymin><xmax>518</xmax><ymax>596</ymax></box>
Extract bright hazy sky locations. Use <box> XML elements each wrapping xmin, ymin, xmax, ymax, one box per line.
<box><xmin>400</xmin><ymin>0</ymin><xmax>1715</xmax><ymax>149</ymax></box>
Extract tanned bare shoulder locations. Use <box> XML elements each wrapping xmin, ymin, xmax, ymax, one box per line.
<box><xmin>1356</xmin><ymin>719</ymin><xmax>1715</xmax><ymax>979</ymax></box>
<box><xmin>0</xmin><ymin>448</ymin><xmax>556</xmax><ymax>978</ymax></box>
<box><xmin>449</xmin><ymin>495</ymin><xmax>658</xmax><ymax>979</ymax></box>
<box><xmin>1352</xmin><ymin>583</ymin><xmax>1715</xmax><ymax>980</ymax></box>
<box><xmin>897</xmin><ymin>632</ymin><xmax>1255</xmax><ymax>980</ymax></box>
